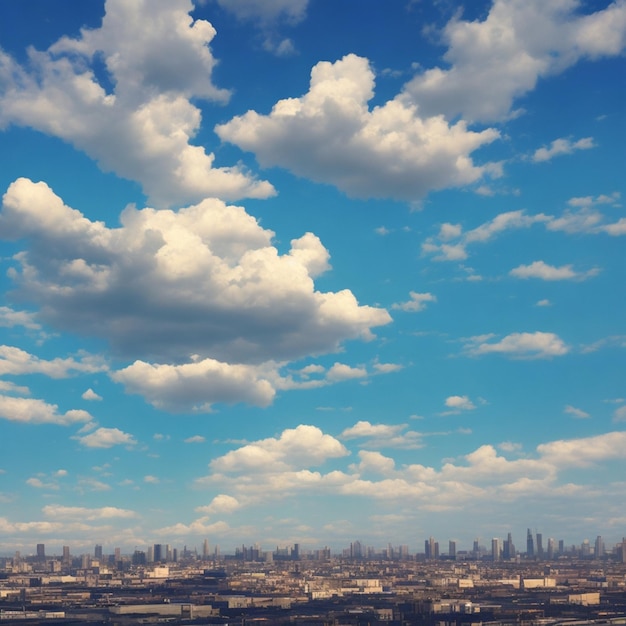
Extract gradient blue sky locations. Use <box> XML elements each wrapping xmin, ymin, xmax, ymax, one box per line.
<box><xmin>0</xmin><ymin>0</ymin><xmax>625</xmax><ymax>557</ymax></box>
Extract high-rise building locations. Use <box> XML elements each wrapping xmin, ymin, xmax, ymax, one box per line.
<box><xmin>202</xmin><ymin>539</ymin><xmax>209</xmax><ymax>560</ymax></box>
<box><xmin>503</xmin><ymin>533</ymin><xmax>515</xmax><ymax>560</ymax></box>
<box><xmin>153</xmin><ymin>544</ymin><xmax>163</xmax><ymax>562</ymax></box>
<box><xmin>547</xmin><ymin>537</ymin><xmax>555</xmax><ymax>560</ymax></box>
<box><xmin>449</xmin><ymin>540</ymin><xmax>456</xmax><ymax>559</ymax></box>
<box><xmin>594</xmin><ymin>535</ymin><xmax>604</xmax><ymax>559</ymax></box>
<box><xmin>36</xmin><ymin>544</ymin><xmax>46</xmax><ymax>562</ymax></box>
<box><xmin>492</xmin><ymin>538</ymin><xmax>500</xmax><ymax>561</ymax></box>
<box><xmin>536</xmin><ymin>533</ymin><xmax>543</xmax><ymax>558</ymax></box>
<box><xmin>114</xmin><ymin>547</ymin><xmax>121</xmax><ymax>563</ymax></box>
<box><xmin>473</xmin><ymin>538</ymin><xmax>480</xmax><ymax>559</ymax></box>
<box><xmin>621</xmin><ymin>538</ymin><xmax>626</xmax><ymax>563</ymax></box>
<box><xmin>62</xmin><ymin>546</ymin><xmax>70</xmax><ymax>566</ymax></box>
<box><xmin>94</xmin><ymin>544</ymin><xmax>103</xmax><ymax>561</ymax></box>
<box><xmin>526</xmin><ymin>529</ymin><xmax>534</xmax><ymax>557</ymax></box>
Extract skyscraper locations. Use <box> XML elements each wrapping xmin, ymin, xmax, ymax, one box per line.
<box><xmin>202</xmin><ymin>538</ymin><xmax>209</xmax><ymax>560</ymax></box>
<box><xmin>62</xmin><ymin>546</ymin><xmax>70</xmax><ymax>566</ymax></box>
<box><xmin>36</xmin><ymin>544</ymin><xmax>45</xmax><ymax>562</ymax></box>
<box><xmin>492</xmin><ymin>538</ymin><xmax>500</xmax><ymax>561</ymax></box>
<box><xmin>526</xmin><ymin>529</ymin><xmax>534</xmax><ymax>557</ymax></box>
<box><xmin>536</xmin><ymin>533</ymin><xmax>543</xmax><ymax>558</ymax></box>
<box><xmin>594</xmin><ymin>536</ymin><xmax>604</xmax><ymax>559</ymax></box>
<box><xmin>449</xmin><ymin>540</ymin><xmax>456</xmax><ymax>559</ymax></box>
<box><xmin>94</xmin><ymin>544</ymin><xmax>103</xmax><ymax>561</ymax></box>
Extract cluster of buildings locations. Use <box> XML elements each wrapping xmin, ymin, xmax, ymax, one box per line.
<box><xmin>1</xmin><ymin>533</ymin><xmax>626</xmax><ymax>624</ymax></box>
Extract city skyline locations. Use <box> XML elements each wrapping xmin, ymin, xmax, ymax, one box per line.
<box><xmin>0</xmin><ymin>0</ymin><xmax>625</xmax><ymax>552</ymax></box>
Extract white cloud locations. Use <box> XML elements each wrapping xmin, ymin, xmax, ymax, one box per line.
<box><xmin>195</xmin><ymin>494</ymin><xmax>241</xmax><ymax>515</ymax></box>
<box><xmin>325</xmin><ymin>363</ymin><xmax>368</xmax><ymax>382</ymax></box>
<box><xmin>0</xmin><ymin>345</ymin><xmax>106</xmax><ymax>378</ymax></box>
<box><xmin>210</xmin><ymin>424</ymin><xmax>349</xmax><ymax>474</ymax></box>
<box><xmin>402</xmin><ymin>0</ymin><xmax>626</xmax><ymax>123</ymax></box>
<box><xmin>1</xmin><ymin>178</ymin><xmax>390</xmax><ymax>370</ymax></box>
<box><xmin>341</xmin><ymin>421</ymin><xmax>405</xmax><ymax>440</ymax></box>
<box><xmin>82</xmin><ymin>388</ymin><xmax>103</xmax><ymax>401</ymax></box>
<box><xmin>392</xmin><ymin>291</ymin><xmax>437</xmax><ymax>312</ymax></box>
<box><xmin>184</xmin><ymin>435</ymin><xmax>206</xmax><ymax>444</ymax></box>
<box><xmin>463</xmin><ymin>331</ymin><xmax>569</xmax><ymax>359</ymax></box>
<box><xmin>564</xmin><ymin>405</ymin><xmax>590</xmax><ymax>419</ymax></box>
<box><xmin>144</xmin><ymin>475</ymin><xmax>160</xmax><ymax>484</ymax></box>
<box><xmin>536</xmin><ymin>299</ymin><xmax>552</xmax><ymax>307</ymax></box>
<box><xmin>0</xmin><ymin>395</ymin><xmax>92</xmax><ymax>425</ymax></box>
<box><xmin>75</xmin><ymin>427</ymin><xmax>136</xmax><ymax>448</ymax></box>
<box><xmin>0</xmin><ymin>307</ymin><xmax>40</xmax><ymax>330</ymax></box>
<box><xmin>510</xmin><ymin>260</ymin><xmax>599</xmax><ymax>281</ymax></box>
<box><xmin>532</xmin><ymin>137</ymin><xmax>595</xmax><ymax>162</ymax></box>
<box><xmin>26</xmin><ymin>478</ymin><xmax>59</xmax><ymax>490</ymax></box>
<box><xmin>351</xmin><ymin>450</ymin><xmax>396</xmax><ymax>476</ymax></box>
<box><xmin>112</xmin><ymin>358</ymin><xmax>278</xmax><ymax>412</ymax></box>
<box><xmin>42</xmin><ymin>505</ymin><xmax>137</xmax><ymax>521</ymax></box>
<box><xmin>339</xmin><ymin>420</ymin><xmax>423</xmax><ymax>450</ymax></box>
<box><xmin>444</xmin><ymin>395</ymin><xmax>476</xmax><ymax>411</ymax></box>
<box><xmin>422</xmin><ymin>210</ymin><xmax>549</xmax><ymax>262</ymax></box>
<box><xmin>216</xmin><ymin>54</ymin><xmax>500</xmax><ymax>202</ymax></box>
<box><xmin>0</xmin><ymin>0</ymin><xmax>274</xmax><ymax>207</ymax></box>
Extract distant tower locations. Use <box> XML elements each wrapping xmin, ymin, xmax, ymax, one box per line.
<box><xmin>114</xmin><ymin>547</ymin><xmax>121</xmax><ymax>563</ymax></box>
<box><xmin>621</xmin><ymin>538</ymin><xmax>626</xmax><ymax>563</ymax></box>
<box><xmin>526</xmin><ymin>529</ymin><xmax>534</xmax><ymax>557</ymax></box>
<box><xmin>547</xmin><ymin>537</ymin><xmax>555</xmax><ymax>560</ymax></box>
<box><xmin>203</xmin><ymin>539</ymin><xmax>209</xmax><ymax>560</ymax></box>
<box><xmin>94</xmin><ymin>544</ymin><xmax>103</xmax><ymax>561</ymax></box>
<box><xmin>62</xmin><ymin>546</ymin><xmax>70</xmax><ymax>566</ymax></box>
<box><xmin>536</xmin><ymin>533</ymin><xmax>543</xmax><ymax>558</ymax></box>
<box><xmin>449</xmin><ymin>540</ymin><xmax>456</xmax><ymax>559</ymax></box>
<box><xmin>36</xmin><ymin>544</ymin><xmax>46</xmax><ymax>562</ymax></box>
<box><xmin>594</xmin><ymin>536</ymin><xmax>604</xmax><ymax>559</ymax></box>
<box><xmin>492</xmin><ymin>538</ymin><xmax>500</xmax><ymax>561</ymax></box>
<box><xmin>473</xmin><ymin>538</ymin><xmax>480</xmax><ymax>559</ymax></box>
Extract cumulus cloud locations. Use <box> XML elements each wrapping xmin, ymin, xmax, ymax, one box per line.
<box><xmin>112</xmin><ymin>358</ymin><xmax>277</xmax><ymax>412</ymax></box>
<box><xmin>532</xmin><ymin>137</ymin><xmax>595</xmax><ymax>162</ymax></box>
<box><xmin>392</xmin><ymin>291</ymin><xmax>437</xmax><ymax>312</ymax></box>
<box><xmin>0</xmin><ymin>0</ymin><xmax>274</xmax><ymax>207</ymax></box>
<box><xmin>463</xmin><ymin>331</ymin><xmax>569</xmax><ymax>359</ymax></box>
<box><xmin>195</xmin><ymin>494</ymin><xmax>241</xmax><ymax>515</ymax></box>
<box><xmin>0</xmin><ymin>395</ymin><xmax>92</xmax><ymax>425</ymax></box>
<box><xmin>196</xmin><ymin>424</ymin><xmax>626</xmax><ymax>516</ymax></box>
<box><xmin>510</xmin><ymin>260</ymin><xmax>599</xmax><ymax>281</ymax></box>
<box><xmin>0</xmin><ymin>345</ymin><xmax>106</xmax><ymax>378</ymax></box>
<box><xmin>184</xmin><ymin>435</ymin><xmax>206</xmax><ymax>444</ymax></box>
<box><xmin>75</xmin><ymin>427</ymin><xmax>136</xmax><ymax>448</ymax></box>
<box><xmin>210</xmin><ymin>424</ymin><xmax>349</xmax><ymax>474</ymax></box>
<box><xmin>1</xmin><ymin>179</ymin><xmax>389</xmax><ymax>363</ymax></box>
<box><xmin>339</xmin><ymin>420</ymin><xmax>423</xmax><ymax>449</ymax></box>
<box><xmin>217</xmin><ymin>54</ymin><xmax>500</xmax><ymax>202</ymax></box>
<box><xmin>402</xmin><ymin>0</ymin><xmax>626</xmax><ymax>123</ymax></box>
<box><xmin>325</xmin><ymin>363</ymin><xmax>368</xmax><ymax>382</ymax></box>
<box><xmin>444</xmin><ymin>395</ymin><xmax>476</xmax><ymax>411</ymax></box>
<box><xmin>0</xmin><ymin>178</ymin><xmax>390</xmax><ymax>410</ymax></box>
<box><xmin>81</xmin><ymin>388</ymin><xmax>103</xmax><ymax>401</ymax></box>
<box><xmin>0</xmin><ymin>307</ymin><xmax>40</xmax><ymax>330</ymax></box>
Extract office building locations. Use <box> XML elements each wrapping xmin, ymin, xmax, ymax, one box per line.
<box><xmin>526</xmin><ymin>529</ymin><xmax>534</xmax><ymax>557</ymax></box>
<box><xmin>36</xmin><ymin>544</ymin><xmax>45</xmax><ymax>562</ymax></box>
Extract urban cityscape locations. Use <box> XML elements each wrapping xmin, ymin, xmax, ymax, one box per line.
<box><xmin>2</xmin><ymin>531</ymin><xmax>626</xmax><ymax>624</ymax></box>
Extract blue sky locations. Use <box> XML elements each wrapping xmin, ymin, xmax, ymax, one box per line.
<box><xmin>0</xmin><ymin>0</ymin><xmax>625</xmax><ymax>557</ymax></box>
